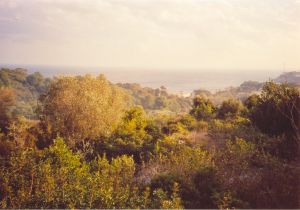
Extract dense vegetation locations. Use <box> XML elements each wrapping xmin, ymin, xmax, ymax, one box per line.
<box><xmin>275</xmin><ymin>71</ymin><xmax>300</xmax><ymax>86</ymax></box>
<box><xmin>0</xmin><ymin>68</ymin><xmax>51</xmax><ymax>119</ymax></box>
<box><xmin>117</xmin><ymin>83</ymin><xmax>191</xmax><ymax>113</ymax></box>
<box><xmin>0</xmin><ymin>68</ymin><xmax>192</xmax><ymax>120</ymax></box>
<box><xmin>193</xmin><ymin>80</ymin><xmax>263</xmax><ymax>105</ymax></box>
<box><xmin>0</xmin><ymin>68</ymin><xmax>299</xmax><ymax>209</ymax></box>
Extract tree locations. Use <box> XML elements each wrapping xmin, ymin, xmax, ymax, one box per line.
<box><xmin>39</xmin><ymin>75</ymin><xmax>126</xmax><ymax>148</ymax></box>
<box><xmin>103</xmin><ymin>106</ymin><xmax>150</xmax><ymax>160</ymax></box>
<box><xmin>217</xmin><ymin>99</ymin><xmax>243</xmax><ymax>119</ymax></box>
<box><xmin>244</xmin><ymin>94</ymin><xmax>259</xmax><ymax>111</ymax></box>
<box><xmin>0</xmin><ymin>88</ymin><xmax>15</xmax><ymax>132</ymax></box>
<box><xmin>251</xmin><ymin>82</ymin><xmax>300</xmax><ymax>138</ymax></box>
<box><xmin>0</xmin><ymin>137</ymin><xmax>182</xmax><ymax>209</ymax></box>
<box><xmin>155</xmin><ymin>97</ymin><xmax>168</xmax><ymax>109</ymax></box>
<box><xmin>97</xmin><ymin>106</ymin><xmax>163</xmax><ymax>162</ymax></box>
<box><xmin>26</xmin><ymin>72</ymin><xmax>44</xmax><ymax>87</ymax></box>
<box><xmin>238</xmin><ymin>81</ymin><xmax>262</xmax><ymax>92</ymax></box>
<box><xmin>190</xmin><ymin>96</ymin><xmax>214</xmax><ymax>121</ymax></box>
<box><xmin>7</xmin><ymin>116</ymin><xmax>37</xmax><ymax>148</ymax></box>
<box><xmin>250</xmin><ymin>82</ymin><xmax>300</xmax><ymax>158</ymax></box>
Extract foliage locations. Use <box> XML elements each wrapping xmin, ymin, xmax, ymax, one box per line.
<box><xmin>0</xmin><ymin>68</ymin><xmax>51</xmax><ymax>119</ymax></box>
<box><xmin>7</xmin><ymin>116</ymin><xmax>37</xmax><ymax>148</ymax></box>
<box><xmin>217</xmin><ymin>98</ymin><xmax>244</xmax><ymax>119</ymax></box>
<box><xmin>215</xmin><ymin>138</ymin><xmax>299</xmax><ymax>208</ymax></box>
<box><xmin>249</xmin><ymin>81</ymin><xmax>300</xmax><ymax>159</ymax></box>
<box><xmin>275</xmin><ymin>71</ymin><xmax>300</xmax><ymax>85</ymax></box>
<box><xmin>39</xmin><ymin>75</ymin><xmax>126</xmax><ymax>148</ymax></box>
<box><xmin>0</xmin><ymin>87</ymin><xmax>15</xmax><ymax>132</ymax></box>
<box><xmin>1</xmin><ymin>69</ymin><xmax>300</xmax><ymax>209</ymax></box>
<box><xmin>244</xmin><ymin>93</ymin><xmax>259</xmax><ymax>111</ymax></box>
<box><xmin>148</xmin><ymin>148</ymin><xmax>218</xmax><ymax>208</ymax></box>
<box><xmin>190</xmin><ymin>96</ymin><xmax>215</xmax><ymax>120</ymax></box>
<box><xmin>96</xmin><ymin>106</ymin><xmax>160</xmax><ymax>162</ymax></box>
<box><xmin>208</xmin><ymin>117</ymin><xmax>250</xmax><ymax>142</ymax></box>
<box><xmin>251</xmin><ymin>81</ymin><xmax>300</xmax><ymax>137</ymax></box>
<box><xmin>118</xmin><ymin>83</ymin><xmax>191</xmax><ymax>113</ymax></box>
<box><xmin>0</xmin><ymin>137</ymin><xmax>181</xmax><ymax>209</ymax></box>
<box><xmin>193</xmin><ymin>81</ymin><xmax>262</xmax><ymax>105</ymax></box>
<box><xmin>150</xmin><ymin>145</ymin><xmax>213</xmax><ymax>182</ymax></box>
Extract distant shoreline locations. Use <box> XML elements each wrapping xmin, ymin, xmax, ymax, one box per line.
<box><xmin>0</xmin><ymin>64</ymin><xmax>288</xmax><ymax>94</ymax></box>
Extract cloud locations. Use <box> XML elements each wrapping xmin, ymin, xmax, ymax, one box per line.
<box><xmin>0</xmin><ymin>0</ymin><xmax>299</xmax><ymax>69</ymax></box>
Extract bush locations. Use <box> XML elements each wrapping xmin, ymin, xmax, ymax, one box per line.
<box><xmin>250</xmin><ymin>82</ymin><xmax>300</xmax><ymax>159</ymax></box>
<box><xmin>0</xmin><ymin>137</ymin><xmax>180</xmax><ymax>209</ymax></box>
<box><xmin>251</xmin><ymin>82</ymin><xmax>300</xmax><ymax>136</ymax></box>
<box><xmin>217</xmin><ymin>99</ymin><xmax>244</xmax><ymax>119</ymax></box>
<box><xmin>190</xmin><ymin>96</ymin><xmax>215</xmax><ymax>121</ymax></box>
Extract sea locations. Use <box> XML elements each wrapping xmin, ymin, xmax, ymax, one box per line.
<box><xmin>1</xmin><ymin>64</ymin><xmax>284</xmax><ymax>95</ymax></box>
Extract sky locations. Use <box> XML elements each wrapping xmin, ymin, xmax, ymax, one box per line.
<box><xmin>0</xmin><ymin>0</ymin><xmax>299</xmax><ymax>71</ymax></box>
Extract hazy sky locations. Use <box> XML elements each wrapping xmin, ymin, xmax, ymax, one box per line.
<box><xmin>0</xmin><ymin>0</ymin><xmax>299</xmax><ymax>70</ymax></box>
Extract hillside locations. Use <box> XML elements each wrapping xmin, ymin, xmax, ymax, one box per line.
<box><xmin>0</xmin><ymin>68</ymin><xmax>192</xmax><ymax>118</ymax></box>
<box><xmin>275</xmin><ymin>71</ymin><xmax>300</xmax><ymax>86</ymax></box>
<box><xmin>0</xmin><ymin>69</ymin><xmax>299</xmax><ymax>209</ymax></box>
<box><xmin>0</xmin><ymin>68</ymin><xmax>51</xmax><ymax>119</ymax></box>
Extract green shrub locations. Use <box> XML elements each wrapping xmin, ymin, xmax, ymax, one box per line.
<box><xmin>190</xmin><ymin>96</ymin><xmax>215</xmax><ymax>121</ymax></box>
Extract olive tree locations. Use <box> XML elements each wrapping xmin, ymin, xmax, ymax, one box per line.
<box><xmin>39</xmin><ymin>74</ymin><xmax>126</xmax><ymax>148</ymax></box>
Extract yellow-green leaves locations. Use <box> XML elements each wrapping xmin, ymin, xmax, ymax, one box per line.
<box><xmin>40</xmin><ymin>75</ymin><xmax>126</xmax><ymax>146</ymax></box>
<box><xmin>0</xmin><ymin>137</ymin><xmax>179</xmax><ymax>209</ymax></box>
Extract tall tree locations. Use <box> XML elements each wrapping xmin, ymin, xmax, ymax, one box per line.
<box><xmin>39</xmin><ymin>75</ymin><xmax>126</xmax><ymax>148</ymax></box>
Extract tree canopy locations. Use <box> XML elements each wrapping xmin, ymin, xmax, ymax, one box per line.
<box><xmin>190</xmin><ymin>96</ymin><xmax>215</xmax><ymax>121</ymax></box>
<box><xmin>0</xmin><ymin>87</ymin><xmax>15</xmax><ymax>132</ymax></box>
<box><xmin>39</xmin><ymin>75</ymin><xmax>126</xmax><ymax>146</ymax></box>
